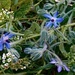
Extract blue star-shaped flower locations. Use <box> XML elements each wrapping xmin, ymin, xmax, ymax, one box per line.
<box><xmin>50</xmin><ymin>58</ymin><xmax>70</xmax><ymax>72</ymax></box>
<box><xmin>43</xmin><ymin>11</ymin><xmax>64</xmax><ymax>28</ymax></box>
<box><xmin>0</xmin><ymin>32</ymin><xmax>15</xmax><ymax>51</ymax></box>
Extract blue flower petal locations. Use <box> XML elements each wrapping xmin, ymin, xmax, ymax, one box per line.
<box><xmin>5</xmin><ymin>42</ymin><xmax>10</xmax><ymax>49</ymax></box>
<box><xmin>56</xmin><ymin>18</ymin><xmax>64</xmax><ymax>23</ymax></box>
<box><xmin>43</xmin><ymin>11</ymin><xmax>64</xmax><ymax>29</ymax></box>
<box><xmin>3</xmin><ymin>32</ymin><xmax>15</xmax><ymax>39</ymax></box>
<box><xmin>50</xmin><ymin>60</ymin><xmax>56</xmax><ymax>64</ymax></box>
<box><xmin>54</xmin><ymin>22</ymin><xmax>58</xmax><ymax>28</ymax></box>
<box><xmin>4</xmin><ymin>32</ymin><xmax>10</xmax><ymax>36</ymax></box>
<box><xmin>43</xmin><ymin>14</ymin><xmax>52</xmax><ymax>19</ymax></box>
<box><xmin>57</xmin><ymin>65</ymin><xmax>62</xmax><ymax>72</ymax></box>
<box><xmin>53</xmin><ymin>11</ymin><xmax>58</xmax><ymax>17</ymax></box>
<box><xmin>0</xmin><ymin>41</ymin><xmax>3</xmax><ymax>51</ymax></box>
<box><xmin>8</xmin><ymin>33</ymin><xmax>15</xmax><ymax>38</ymax></box>
<box><xmin>45</xmin><ymin>21</ymin><xmax>52</xmax><ymax>28</ymax></box>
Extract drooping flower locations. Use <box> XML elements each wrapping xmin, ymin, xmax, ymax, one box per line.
<box><xmin>0</xmin><ymin>32</ymin><xmax>15</xmax><ymax>51</ymax></box>
<box><xmin>24</xmin><ymin>44</ymin><xmax>47</xmax><ymax>61</ymax></box>
<box><xmin>50</xmin><ymin>58</ymin><xmax>70</xmax><ymax>72</ymax></box>
<box><xmin>43</xmin><ymin>11</ymin><xmax>63</xmax><ymax>28</ymax></box>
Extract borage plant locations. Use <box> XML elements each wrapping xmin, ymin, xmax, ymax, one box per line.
<box><xmin>0</xmin><ymin>0</ymin><xmax>75</xmax><ymax>75</ymax></box>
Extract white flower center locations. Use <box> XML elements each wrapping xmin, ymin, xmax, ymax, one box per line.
<box><xmin>3</xmin><ymin>36</ymin><xmax>9</xmax><ymax>42</ymax></box>
<box><xmin>51</xmin><ymin>17</ymin><xmax>56</xmax><ymax>22</ymax></box>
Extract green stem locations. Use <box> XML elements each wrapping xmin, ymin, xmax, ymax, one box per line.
<box><xmin>15</xmin><ymin>16</ymin><xmax>37</xmax><ymax>21</ymax></box>
<box><xmin>0</xmin><ymin>66</ymin><xmax>6</xmax><ymax>75</ymax></box>
<box><xmin>11</xmin><ymin>23</ymin><xmax>75</xmax><ymax>46</ymax></box>
<box><xmin>63</xmin><ymin>9</ymin><xmax>73</xmax><ymax>18</ymax></box>
<box><xmin>10</xmin><ymin>38</ymin><xmax>24</xmax><ymax>46</ymax></box>
<box><xmin>0</xmin><ymin>25</ymin><xmax>5</xmax><ymax>28</ymax></box>
<box><xmin>36</xmin><ymin>70</ymin><xmax>42</xmax><ymax>75</ymax></box>
<box><xmin>49</xmin><ymin>51</ymin><xmax>63</xmax><ymax>64</ymax></box>
<box><xmin>34</xmin><ymin>0</ymin><xmax>43</xmax><ymax>7</ymax></box>
<box><xmin>58</xmin><ymin>22</ymin><xmax>75</xmax><ymax>30</ymax></box>
<box><xmin>9</xmin><ymin>29</ymin><xmax>24</xmax><ymax>36</ymax></box>
<box><xmin>26</xmin><ymin>34</ymin><xmax>40</xmax><ymax>40</ymax></box>
<box><xmin>10</xmin><ymin>34</ymin><xmax>40</xmax><ymax>46</ymax></box>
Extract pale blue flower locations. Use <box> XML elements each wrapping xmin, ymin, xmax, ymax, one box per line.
<box><xmin>43</xmin><ymin>11</ymin><xmax>63</xmax><ymax>28</ymax></box>
<box><xmin>0</xmin><ymin>32</ymin><xmax>15</xmax><ymax>51</ymax></box>
<box><xmin>50</xmin><ymin>58</ymin><xmax>70</xmax><ymax>72</ymax></box>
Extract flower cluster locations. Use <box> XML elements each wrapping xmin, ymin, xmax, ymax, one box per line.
<box><xmin>1</xmin><ymin>52</ymin><xmax>29</xmax><ymax>71</ymax></box>
<box><xmin>0</xmin><ymin>9</ymin><xmax>13</xmax><ymax>22</ymax></box>
<box><xmin>1</xmin><ymin>52</ymin><xmax>14</xmax><ymax>69</ymax></box>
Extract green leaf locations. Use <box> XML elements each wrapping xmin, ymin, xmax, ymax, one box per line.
<box><xmin>14</xmin><ymin>0</ymin><xmax>19</xmax><ymax>5</ymax></box>
<box><xmin>24</xmin><ymin>29</ymin><xmax>33</xmax><ymax>38</ymax></box>
<box><xmin>69</xmin><ymin>31</ymin><xmax>75</xmax><ymax>38</ymax></box>
<box><xmin>43</xmin><ymin>50</ymin><xmax>52</xmax><ymax>62</ymax></box>
<box><xmin>0</xmin><ymin>72</ymin><xmax>26</xmax><ymax>75</ymax></box>
<box><xmin>69</xmin><ymin>31</ymin><xmax>75</xmax><ymax>43</ymax></box>
<box><xmin>0</xmin><ymin>0</ymin><xmax>11</xmax><ymax>10</ymax></box>
<box><xmin>67</xmin><ymin>12</ymin><xmax>73</xmax><ymax>24</ymax></box>
<box><xmin>17</xmin><ymin>20</ymin><xmax>23</xmax><ymax>28</ymax></box>
<box><xmin>67</xmin><ymin>72</ymin><xmax>73</xmax><ymax>75</ymax></box>
<box><xmin>49</xmin><ymin>0</ymin><xmax>55</xmax><ymax>3</ymax></box>
<box><xmin>40</xmin><ymin>30</ymin><xmax>48</xmax><ymax>43</ymax></box>
<box><xmin>14</xmin><ymin>0</ymin><xmax>32</xmax><ymax>18</ymax></box>
<box><xmin>55</xmin><ymin>29</ymin><xmax>69</xmax><ymax>42</ymax></box>
<box><xmin>70</xmin><ymin>45</ymin><xmax>75</xmax><ymax>53</ymax></box>
<box><xmin>48</xmin><ymin>34</ymin><xmax>57</xmax><ymax>44</ymax></box>
<box><xmin>37</xmin><ymin>9</ymin><xmax>48</xmax><ymax>15</ymax></box>
<box><xmin>59</xmin><ymin>37</ymin><xmax>68</xmax><ymax>57</ymax></box>
<box><xmin>35</xmin><ymin>63</ymin><xmax>53</xmax><ymax>71</ymax></box>
<box><xmin>44</xmin><ymin>3</ymin><xmax>53</xmax><ymax>10</ymax></box>
<box><xmin>30</xmin><ymin>22</ymin><xmax>41</xmax><ymax>33</ymax></box>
